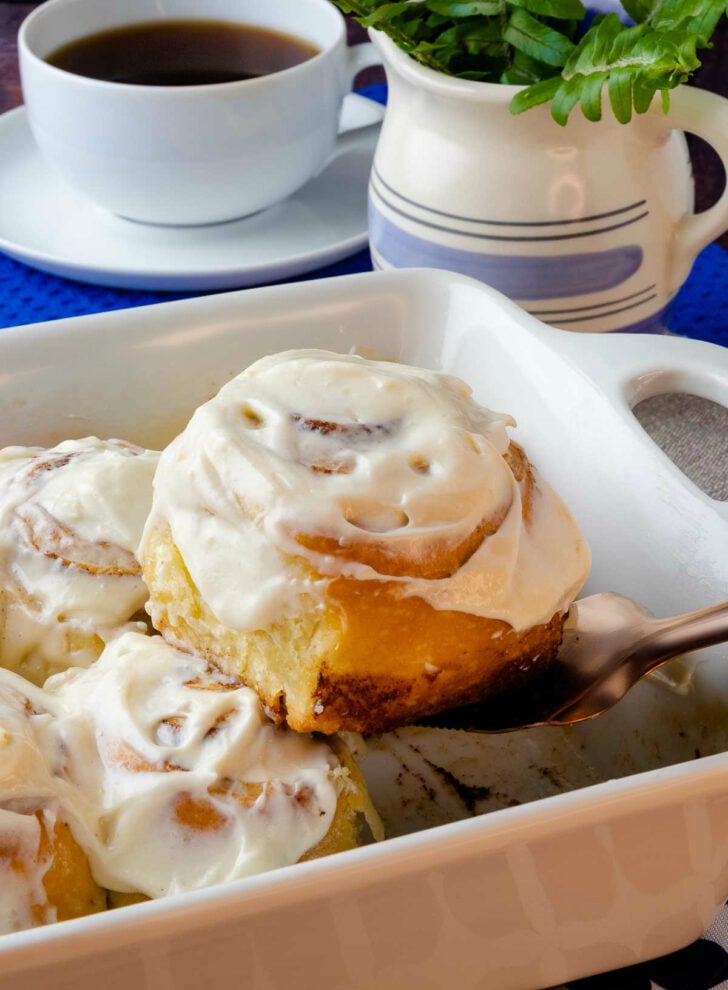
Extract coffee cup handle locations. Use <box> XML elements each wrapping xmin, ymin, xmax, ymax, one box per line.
<box><xmin>331</xmin><ymin>42</ymin><xmax>384</xmax><ymax>155</ymax></box>
<box><xmin>346</xmin><ymin>40</ymin><xmax>384</xmax><ymax>81</ymax></box>
<box><xmin>654</xmin><ymin>85</ymin><xmax>728</xmax><ymax>293</ymax></box>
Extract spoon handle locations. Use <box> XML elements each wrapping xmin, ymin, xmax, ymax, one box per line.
<box><xmin>639</xmin><ymin>601</ymin><xmax>728</xmax><ymax>668</ymax></box>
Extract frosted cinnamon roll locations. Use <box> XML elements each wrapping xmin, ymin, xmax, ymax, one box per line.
<box><xmin>140</xmin><ymin>349</ymin><xmax>591</xmax><ymax>734</ymax></box>
<box><xmin>0</xmin><ymin>438</ymin><xmax>158</xmax><ymax>684</ymax></box>
<box><xmin>41</xmin><ymin>632</ymin><xmax>381</xmax><ymax>900</ymax></box>
<box><xmin>0</xmin><ymin>632</ymin><xmax>379</xmax><ymax>933</ymax></box>
<box><xmin>0</xmin><ymin>677</ymin><xmax>105</xmax><ymax>934</ymax></box>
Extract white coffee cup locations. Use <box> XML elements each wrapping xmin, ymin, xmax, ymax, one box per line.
<box><xmin>19</xmin><ymin>0</ymin><xmax>380</xmax><ymax>226</ymax></box>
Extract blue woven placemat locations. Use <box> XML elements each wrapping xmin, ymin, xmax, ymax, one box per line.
<box><xmin>0</xmin><ymin>82</ymin><xmax>725</xmax><ymax>345</ymax></box>
<box><xmin>0</xmin><ymin>243</ymin><xmax>376</xmax><ymax>329</ymax></box>
<box><xmin>668</xmin><ymin>241</ymin><xmax>728</xmax><ymax>347</ymax></box>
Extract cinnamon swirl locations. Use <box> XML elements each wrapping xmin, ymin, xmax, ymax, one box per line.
<box><xmin>0</xmin><ymin>438</ymin><xmax>158</xmax><ymax>684</ymax></box>
<box><xmin>140</xmin><ymin>349</ymin><xmax>591</xmax><ymax>734</ymax></box>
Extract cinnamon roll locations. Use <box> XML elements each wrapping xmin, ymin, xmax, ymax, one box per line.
<box><xmin>140</xmin><ymin>349</ymin><xmax>591</xmax><ymax>734</ymax></box>
<box><xmin>0</xmin><ymin>678</ymin><xmax>105</xmax><ymax>934</ymax></box>
<box><xmin>0</xmin><ymin>438</ymin><xmax>158</xmax><ymax>684</ymax></box>
<box><xmin>38</xmin><ymin>632</ymin><xmax>381</xmax><ymax>902</ymax></box>
<box><xmin>0</xmin><ymin>632</ymin><xmax>380</xmax><ymax>933</ymax></box>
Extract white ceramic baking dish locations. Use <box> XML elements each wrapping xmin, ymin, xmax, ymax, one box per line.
<box><xmin>0</xmin><ymin>268</ymin><xmax>727</xmax><ymax>990</ymax></box>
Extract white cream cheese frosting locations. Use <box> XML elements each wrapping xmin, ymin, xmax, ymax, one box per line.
<box><xmin>0</xmin><ymin>438</ymin><xmax>159</xmax><ymax>684</ymax></box>
<box><xmin>43</xmin><ymin>633</ymin><xmax>342</xmax><ymax>896</ymax></box>
<box><xmin>0</xmin><ymin>631</ymin><xmax>348</xmax><ymax>925</ymax></box>
<box><xmin>143</xmin><ymin>349</ymin><xmax>590</xmax><ymax>632</ymax></box>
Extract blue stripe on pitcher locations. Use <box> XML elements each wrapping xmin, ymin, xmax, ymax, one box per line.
<box><xmin>368</xmin><ymin>198</ymin><xmax>644</xmax><ymax>301</ymax></box>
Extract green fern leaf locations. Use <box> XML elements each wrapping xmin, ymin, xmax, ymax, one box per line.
<box><xmin>500</xmin><ymin>50</ymin><xmax>562</xmax><ymax>83</ymax></box>
<box><xmin>550</xmin><ymin>74</ymin><xmax>583</xmax><ymax>123</ymax></box>
<box><xmin>578</xmin><ymin>69</ymin><xmax>609</xmax><ymax>119</ymax></box>
<box><xmin>504</xmin><ymin>8</ymin><xmax>576</xmax><ymax>65</ymax></box>
<box><xmin>645</xmin><ymin>0</ymin><xmax>724</xmax><ymax>34</ymax></box>
<box><xmin>425</xmin><ymin>1</ymin><xmax>503</xmax><ymax>14</ymax></box>
<box><xmin>508</xmin><ymin>0</ymin><xmax>586</xmax><ymax>19</ymax></box>
<box><xmin>508</xmin><ymin>73</ymin><xmax>562</xmax><ymax>111</ymax></box>
<box><xmin>607</xmin><ymin>65</ymin><xmax>636</xmax><ymax>122</ymax></box>
<box><xmin>330</xmin><ymin>0</ymin><xmax>726</xmax><ymax>124</ymax></box>
<box><xmin>620</xmin><ymin>0</ymin><xmax>653</xmax><ymax>21</ymax></box>
<box><xmin>512</xmin><ymin>11</ymin><xmax>708</xmax><ymax>124</ymax></box>
<box><xmin>351</xmin><ymin>1</ymin><xmax>412</xmax><ymax>25</ymax></box>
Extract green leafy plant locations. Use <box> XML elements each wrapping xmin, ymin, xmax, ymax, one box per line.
<box><xmin>332</xmin><ymin>0</ymin><xmax>727</xmax><ymax>123</ymax></box>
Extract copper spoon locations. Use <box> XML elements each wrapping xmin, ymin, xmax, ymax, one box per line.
<box><xmin>423</xmin><ymin>594</ymin><xmax>728</xmax><ymax>733</ymax></box>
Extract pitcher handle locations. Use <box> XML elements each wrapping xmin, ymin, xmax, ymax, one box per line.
<box><xmin>654</xmin><ymin>85</ymin><xmax>728</xmax><ymax>293</ymax></box>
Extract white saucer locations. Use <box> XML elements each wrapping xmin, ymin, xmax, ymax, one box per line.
<box><xmin>0</xmin><ymin>95</ymin><xmax>383</xmax><ymax>291</ymax></box>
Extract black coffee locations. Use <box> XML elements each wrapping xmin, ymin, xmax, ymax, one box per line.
<box><xmin>45</xmin><ymin>19</ymin><xmax>320</xmax><ymax>86</ymax></box>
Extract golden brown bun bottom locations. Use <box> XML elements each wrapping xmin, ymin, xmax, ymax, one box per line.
<box><xmin>42</xmin><ymin>818</ymin><xmax>107</xmax><ymax>922</ymax></box>
<box><xmin>142</xmin><ymin>515</ymin><xmax>564</xmax><ymax>736</ymax></box>
<box><xmin>1</xmin><ymin>812</ymin><xmax>107</xmax><ymax>928</ymax></box>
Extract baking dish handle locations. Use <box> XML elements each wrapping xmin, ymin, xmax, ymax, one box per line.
<box><xmin>549</xmin><ymin>330</ymin><xmax>728</xmax><ymax>522</ymax></box>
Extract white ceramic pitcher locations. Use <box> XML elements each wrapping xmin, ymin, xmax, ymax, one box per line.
<box><xmin>368</xmin><ymin>31</ymin><xmax>728</xmax><ymax>333</ymax></box>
